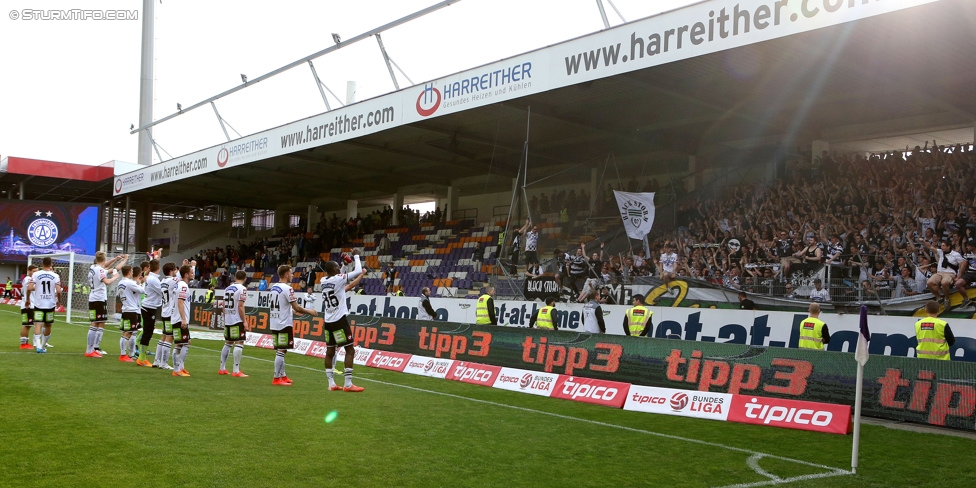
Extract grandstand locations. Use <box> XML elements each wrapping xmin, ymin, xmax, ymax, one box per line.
<box><xmin>101</xmin><ymin>0</ymin><xmax>976</xmax><ymax>317</ymax></box>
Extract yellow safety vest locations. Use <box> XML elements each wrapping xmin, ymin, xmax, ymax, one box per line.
<box><xmin>476</xmin><ymin>294</ymin><xmax>492</xmax><ymax>325</ymax></box>
<box><xmin>915</xmin><ymin>317</ymin><xmax>950</xmax><ymax>360</ymax></box>
<box><xmin>537</xmin><ymin>306</ymin><xmax>555</xmax><ymax>330</ymax></box>
<box><xmin>625</xmin><ymin>306</ymin><xmax>652</xmax><ymax>336</ymax></box>
<box><xmin>498</xmin><ymin>232</ymin><xmax>505</xmax><ymax>246</ymax></box>
<box><xmin>798</xmin><ymin>317</ymin><xmax>826</xmax><ymax>350</ymax></box>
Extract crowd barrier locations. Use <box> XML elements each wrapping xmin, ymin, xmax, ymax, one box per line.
<box><xmin>188</xmin><ymin>296</ymin><xmax>976</xmax><ymax>432</ymax></box>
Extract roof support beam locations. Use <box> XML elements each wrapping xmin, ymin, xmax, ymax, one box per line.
<box><xmin>130</xmin><ymin>0</ymin><xmax>461</xmax><ymax>135</ymax></box>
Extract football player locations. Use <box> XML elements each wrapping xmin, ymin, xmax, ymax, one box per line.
<box><xmin>117</xmin><ymin>266</ymin><xmax>145</xmax><ymax>362</ymax></box>
<box><xmin>219</xmin><ymin>270</ymin><xmax>250</xmax><ymax>377</ymax></box>
<box><xmin>269</xmin><ymin>265</ymin><xmax>318</xmax><ymax>386</ymax></box>
<box><xmin>28</xmin><ymin>257</ymin><xmax>61</xmax><ymax>353</ymax></box>
<box><xmin>321</xmin><ymin>250</ymin><xmax>366</xmax><ymax>392</ymax></box>
<box><xmin>18</xmin><ymin>265</ymin><xmax>37</xmax><ymax>349</ymax></box>
<box><xmin>86</xmin><ymin>252</ymin><xmax>126</xmax><ymax>357</ymax></box>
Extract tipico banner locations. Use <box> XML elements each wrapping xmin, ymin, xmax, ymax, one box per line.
<box><xmin>188</xmin><ymin>301</ymin><xmax>974</xmax><ymax>431</ymax></box>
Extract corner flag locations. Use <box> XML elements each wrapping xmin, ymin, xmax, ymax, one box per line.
<box><xmin>851</xmin><ymin>304</ymin><xmax>870</xmax><ymax>474</ymax></box>
<box><xmin>854</xmin><ymin>305</ymin><xmax>870</xmax><ymax>366</ymax></box>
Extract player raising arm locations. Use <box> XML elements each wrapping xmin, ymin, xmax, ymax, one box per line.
<box><xmin>117</xmin><ymin>266</ymin><xmax>146</xmax><ymax>362</ymax></box>
<box><xmin>321</xmin><ymin>250</ymin><xmax>366</xmax><ymax>392</ymax></box>
<box><xmin>136</xmin><ymin>260</ymin><xmax>162</xmax><ymax>367</ymax></box>
<box><xmin>87</xmin><ymin>252</ymin><xmax>127</xmax><ymax>357</ymax></box>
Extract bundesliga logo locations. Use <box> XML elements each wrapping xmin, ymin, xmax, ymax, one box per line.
<box><xmin>28</xmin><ymin>216</ymin><xmax>59</xmax><ymax>247</ymax></box>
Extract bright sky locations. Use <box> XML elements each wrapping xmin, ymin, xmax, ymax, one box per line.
<box><xmin>0</xmin><ymin>0</ymin><xmax>699</xmax><ymax>167</ymax></box>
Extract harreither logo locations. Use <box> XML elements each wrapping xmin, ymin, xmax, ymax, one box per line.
<box><xmin>416</xmin><ymin>84</ymin><xmax>441</xmax><ymax>117</ymax></box>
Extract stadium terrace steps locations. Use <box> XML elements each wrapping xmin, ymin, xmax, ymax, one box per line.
<box><xmin>312</xmin><ymin>220</ymin><xmax>504</xmax><ymax>297</ymax></box>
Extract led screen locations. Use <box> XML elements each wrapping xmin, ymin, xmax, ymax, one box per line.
<box><xmin>0</xmin><ymin>200</ymin><xmax>100</xmax><ymax>261</ymax></box>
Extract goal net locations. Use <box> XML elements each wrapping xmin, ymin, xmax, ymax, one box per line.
<box><xmin>28</xmin><ymin>252</ymin><xmax>146</xmax><ymax>324</ymax></box>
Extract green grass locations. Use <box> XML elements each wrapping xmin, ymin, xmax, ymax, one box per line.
<box><xmin>1</xmin><ymin>304</ymin><xmax>973</xmax><ymax>487</ymax></box>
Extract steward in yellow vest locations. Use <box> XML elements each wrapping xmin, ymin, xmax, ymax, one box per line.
<box><xmin>914</xmin><ymin>300</ymin><xmax>955</xmax><ymax>360</ymax></box>
<box><xmin>798</xmin><ymin>303</ymin><xmax>830</xmax><ymax>350</ymax></box>
<box><xmin>623</xmin><ymin>294</ymin><xmax>652</xmax><ymax>337</ymax></box>
<box><xmin>530</xmin><ymin>297</ymin><xmax>558</xmax><ymax>330</ymax></box>
<box><xmin>475</xmin><ymin>286</ymin><xmax>497</xmax><ymax>325</ymax></box>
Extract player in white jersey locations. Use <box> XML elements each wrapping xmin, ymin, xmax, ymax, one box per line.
<box><xmin>219</xmin><ymin>270</ymin><xmax>250</xmax><ymax>377</ymax></box>
<box><xmin>171</xmin><ymin>265</ymin><xmax>194</xmax><ymax>377</ymax></box>
<box><xmin>269</xmin><ymin>265</ymin><xmax>319</xmax><ymax>386</ymax></box>
<box><xmin>136</xmin><ymin>260</ymin><xmax>163</xmax><ymax>367</ymax></box>
<box><xmin>18</xmin><ymin>265</ymin><xmax>37</xmax><ymax>349</ymax></box>
<box><xmin>116</xmin><ymin>266</ymin><xmax>146</xmax><ymax>362</ymax></box>
<box><xmin>86</xmin><ymin>252</ymin><xmax>126</xmax><ymax>357</ymax></box>
<box><xmin>153</xmin><ymin>262</ymin><xmax>179</xmax><ymax>370</ymax></box>
<box><xmin>27</xmin><ymin>257</ymin><xmax>61</xmax><ymax>353</ymax></box>
<box><xmin>320</xmin><ymin>250</ymin><xmax>366</xmax><ymax>392</ymax></box>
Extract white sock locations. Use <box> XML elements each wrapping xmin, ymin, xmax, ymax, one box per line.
<box><xmin>153</xmin><ymin>342</ymin><xmax>163</xmax><ymax>365</ymax></box>
<box><xmin>220</xmin><ymin>344</ymin><xmax>230</xmax><ymax>370</ymax></box>
<box><xmin>160</xmin><ymin>342</ymin><xmax>172</xmax><ymax>366</ymax></box>
<box><xmin>173</xmin><ymin>345</ymin><xmax>183</xmax><ymax>370</ymax></box>
<box><xmin>34</xmin><ymin>334</ymin><xmax>42</xmax><ymax>349</ymax></box>
<box><xmin>179</xmin><ymin>346</ymin><xmax>189</xmax><ymax>370</ymax></box>
<box><xmin>120</xmin><ymin>337</ymin><xmax>128</xmax><ymax>357</ymax></box>
<box><xmin>274</xmin><ymin>351</ymin><xmax>285</xmax><ymax>378</ymax></box>
<box><xmin>128</xmin><ymin>337</ymin><xmax>138</xmax><ymax>356</ymax></box>
<box><xmin>232</xmin><ymin>345</ymin><xmax>243</xmax><ymax>373</ymax></box>
<box><xmin>344</xmin><ymin>368</ymin><xmax>353</xmax><ymax>388</ymax></box>
<box><xmin>326</xmin><ymin>368</ymin><xmax>335</xmax><ymax>388</ymax></box>
<box><xmin>43</xmin><ymin>334</ymin><xmax>50</xmax><ymax>347</ymax></box>
<box><xmin>94</xmin><ymin>328</ymin><xmax>104</xmax><ymax>349</ymax></box>
<box><xmin>86</xmin><ymin>327</ymin><xmax>97</xmax><ymax>354</ymax></box>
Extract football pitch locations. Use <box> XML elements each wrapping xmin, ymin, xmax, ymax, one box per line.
<box><xmin>1</xmin><ymin>305</ymin><xmax>973</xmax><ymax>488</ymax></box>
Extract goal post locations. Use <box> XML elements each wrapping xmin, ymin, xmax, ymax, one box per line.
<box><xmin>27</xmin><ymin>252</ymin><xmax>147</xmax><ymax>324</ymax></box>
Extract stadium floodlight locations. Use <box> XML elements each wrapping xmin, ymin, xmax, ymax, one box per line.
<box><xmin>241</xmin><ymin>73</ymin><xmax>248</xmax><ymax>84</ymax></box>
<box><xmin>332</xmin><ymin>33</ymin><xmax>341</xmax><ymax>46</ymax></box>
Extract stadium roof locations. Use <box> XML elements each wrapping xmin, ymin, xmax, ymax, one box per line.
<box><xmin>0</xmin><ymin>156</ymin><xmax>115</xmax><ymax>204</ymax></box>
<box><xmin>116</xmin><ymin>0</ymin><xmax>976</xmax><ymax>211</ymax></box>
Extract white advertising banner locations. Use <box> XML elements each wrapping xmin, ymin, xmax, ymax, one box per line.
<box><xmin>116</xmin><ymin>0</ymin><xmax>939</xmax><ymax>195</ymax></box>
<box><xmin>402</xmin><ymin>355</ymin><xmax>455</xmax><ymax>379</ymax></box>
<box><xmin>491</xmin><ymin>367</ymin><xmax>560</xmax><ymax>397</ymax></box>
<box><xmin>624</xmin><ymin>385</ymin><xmax>732</xmax><ymax>421</ymax></box>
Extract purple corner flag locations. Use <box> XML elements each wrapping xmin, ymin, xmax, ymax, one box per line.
<box><xmin>855</xmin><ymin>305</ymin><xmax>870</xmax><ymax>366</ymax></box>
